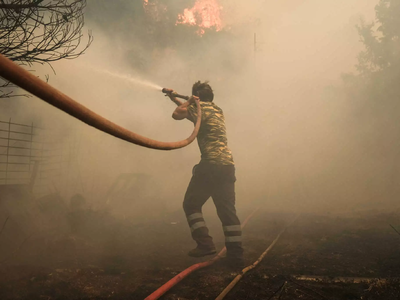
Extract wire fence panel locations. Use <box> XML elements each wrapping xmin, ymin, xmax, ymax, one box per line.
<box><xmin>0</xmin><ymin>119</ymin><xmax>35</xmax><ymax>186</ymax></box>
<box><xmin>0</xmin><ymin>119</ymin><xmax>82</xmax><ymax>198</ymax></box>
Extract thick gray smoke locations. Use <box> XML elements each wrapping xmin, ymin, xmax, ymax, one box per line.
<box><xmin>2</xmin><ymin>0</ymin><xmax>390</xmax><ymax>217</ymax></box>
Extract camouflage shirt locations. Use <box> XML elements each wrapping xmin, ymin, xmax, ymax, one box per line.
<box><xmin>187</xmin><ymin>101</ymin><xmax>234</xmax><ymax>165</ymax></box>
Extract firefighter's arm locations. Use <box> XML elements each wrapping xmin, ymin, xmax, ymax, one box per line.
<box><xmin>172</xmin><ymin>96</ymin><xmax>198</xmax><ymax>121</ymax></box>
<box><xmin>168</xmin><ymin>94</ymin><xmax>184</xmax><ymax>106</ymax></box>
<box><xmin>163</xmin><ymin>89</ymin><xmax>184</xmax><ymax>106</ymax></box>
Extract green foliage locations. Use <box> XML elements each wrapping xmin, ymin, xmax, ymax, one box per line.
<box><xmin>339</xmin><ymin>0</ymin><xmax>400</xmax><ymax>168</ymax></box>
<box><xmin>342</xmin><ymin>0</ymin><xmax>400</xmax><ymax>109</ymax></box>
<box><xmin>355</xmin><ymin>0</ymin><xmax>400</xmax><ymax>89</ymax></box>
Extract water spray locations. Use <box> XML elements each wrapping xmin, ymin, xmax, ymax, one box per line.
<box><xmin>0</xmin><ymin>53</ymin><xmax>202</xmax><ymax>150</ymax></box>
<box><xmin>89</xmin><ymin>66</ymin><xmax>163</xmax><ymax>91</ymax></box>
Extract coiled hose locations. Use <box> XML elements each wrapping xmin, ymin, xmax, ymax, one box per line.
<box><xmin>0</xmin><ymin>54</ymin><xmax>201</xmax><ymax>150</ymax></box>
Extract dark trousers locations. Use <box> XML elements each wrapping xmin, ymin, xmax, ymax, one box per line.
<box><xmin>183</xmin><ymin>161</ymin><xmax>243</xmax><ymax>257</ymax></box>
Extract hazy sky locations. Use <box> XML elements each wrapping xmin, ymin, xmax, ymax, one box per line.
<box><xmin>3</xmin><ymin>0</ymin><xmax>391</xmax><ymax>214</ymax></box>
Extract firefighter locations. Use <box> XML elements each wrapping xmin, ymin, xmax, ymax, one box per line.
<box><xmin>165</xmin><ymin>81</ymin><xmax>243</xmax><ymax>266</ymax></box>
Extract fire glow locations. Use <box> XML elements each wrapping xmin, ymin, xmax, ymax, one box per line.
<box><xmin>176</xmin><ymin>0</ymin><xmax>224</xmax><ymax>36</ymax></box>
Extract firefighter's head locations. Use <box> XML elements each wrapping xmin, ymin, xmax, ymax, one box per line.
<box><xmin>192</xmin><ymin>81</ymin><xmax>214</xmax><ymax>102</ymax></box>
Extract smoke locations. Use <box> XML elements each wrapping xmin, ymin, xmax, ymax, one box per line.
<box><xmin>1</xmin><ymin>0</ymin><xmax>391</xmax><ymax>220</ymax></box>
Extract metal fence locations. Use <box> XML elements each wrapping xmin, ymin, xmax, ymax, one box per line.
<box><xmin>0</xmin><ymin>119</ymin><xmax>81</xmax><ymax>197</ymax></box>
<box><xmin>0</xmin><ymin>119</ymin><xmax>38</xmax><ymax>186</ymax></box>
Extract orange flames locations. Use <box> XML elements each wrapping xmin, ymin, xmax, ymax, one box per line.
<box><xmin>143</xmin><ymin>0</ymin><xmax>224</xmax><ymax>36</ymax></box>
<box><xmin>176</xmin><ymin>0</ymin><xmax>224</xmax><ymax>36</ymax></box>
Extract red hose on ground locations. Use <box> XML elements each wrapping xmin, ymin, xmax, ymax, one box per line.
<box><xmin>144</xmin><ymin>208</ymin><xmax>260</xmax><ymax>300</ymax></box>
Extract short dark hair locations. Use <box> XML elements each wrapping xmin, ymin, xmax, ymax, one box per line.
<box><xmin>192</xmin><ymin>81</ymin><xmax>214</xmax><ymax>102</ymax></box>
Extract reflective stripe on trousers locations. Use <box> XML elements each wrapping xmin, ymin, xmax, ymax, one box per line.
<box><xmin>187</xmin><ymin>212</ymin><xmax>203</xmax><ymax>222</ymax></box>
<box><xmin>223</xmin><ymin>224</ymin><xmax>242</xmax><ymax>243</ymax></box>
<box><xmin>187</xmin><ymin>212</ymin><xmax>207</xmax><ymax>232</ymax></box>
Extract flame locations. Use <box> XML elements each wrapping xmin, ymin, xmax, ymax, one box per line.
<box><xmin>176</xmin><ymin>0</ymin><xmax>223</xmax><ymax>36</ymax></box>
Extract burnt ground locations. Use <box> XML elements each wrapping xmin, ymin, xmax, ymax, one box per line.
<box><xmin>0</xmin><ymin>208</ymin><xmax>399</xmax><ymax>300</ymax></box>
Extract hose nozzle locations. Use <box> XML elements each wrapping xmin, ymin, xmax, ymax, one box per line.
<box><xmin>162</xmin><ymin>88</ymin><xmax>190</xmax><ymax>101</ymax></box>
<box><xmin>162</xmin><ymin>88</ymin><xmax>173</xmax><ymax>94</ymax></box>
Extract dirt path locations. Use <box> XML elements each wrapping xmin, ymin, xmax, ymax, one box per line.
<box><xmin>0</xmin><ymin>209</ymin><xmax>399</xmax><ymax>299</ymax></box>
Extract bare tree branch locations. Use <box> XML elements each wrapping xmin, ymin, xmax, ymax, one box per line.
<box><xmin>0</xmin><ymin>0</ymin><xmax>93</xmax><ymax>98</ymax></box>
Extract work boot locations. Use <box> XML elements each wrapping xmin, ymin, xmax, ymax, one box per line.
<box><xmin>188</xmin><ymin>247</ymin><xmax>216</xmax><ymax>257</ymax></box>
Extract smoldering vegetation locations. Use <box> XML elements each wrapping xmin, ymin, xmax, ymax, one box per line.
<box><xmin>1</xmin><ymin>0</ymin><xmax>400</xmax><ymax>298</ymax></box>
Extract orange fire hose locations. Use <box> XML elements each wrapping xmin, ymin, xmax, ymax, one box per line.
<box><xmin>0</xmin><ymin>54</ymin><xmax>201</xmax><ymax>150</ymax></box>
<box><xmin>215</xmin><ymin>214</ymin><xmax>300</xmax><ymax>300</ymax></box>
<box><xmin>144</xmin><ymin>207</ymin><xmax>260</xmax><ymax>300</ymax></box>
